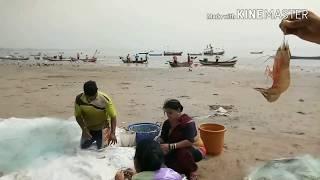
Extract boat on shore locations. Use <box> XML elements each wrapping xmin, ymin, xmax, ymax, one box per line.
<box><xmin>199</xmin><ymin>56</ymin><xmax>237</xmax><ymax>67</ymax></box>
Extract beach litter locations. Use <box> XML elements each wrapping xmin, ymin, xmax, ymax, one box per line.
<box><xmin>245</xmin><ymin>155</ymin><xmax>320</xmax><ymax>180</ymax></box>
<box><xmin>194</xmin><ymin>105</ymin><xmax>235</xmax><ymax>120</ymax></box>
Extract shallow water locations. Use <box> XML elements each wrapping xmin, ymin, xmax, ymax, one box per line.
<box><xmin>1</xmin><ymin>48</ymin><xmax>320</xmax><ymax>71</ymax></box>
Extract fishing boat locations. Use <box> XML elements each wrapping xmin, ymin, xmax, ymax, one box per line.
<box><xmin>47</xmin><ymin>58</ymin><xmax>75</xmax><ymax>62</ymax></box>
<box><xmin>149</xmin><ymin>53</ymin><xmax>163</xmax><ymax>56</ymax></box>
<box><xmin>163</xmin><ymin>51</ymin><xmax>183</xmax><ymax>56</ymax></box>
<box><xmin>120</xmin><ymin>57</ymin><xmax>148</xmax><ymax>64</ymax></box>
<box><xmin>199</xmin><ymin>56</ymin><xmax>237</xmax><ymax>67</ymax></box>
<box><xmin>0</xmin><ymin>55</ymin><xmax>29</xmax><ymax>60</ymax></box>
<box><xmin>290</xmin><ymin>56</ymin><xmax>320</xmax><ymax>60</ymax></box>
<box><xmin>203</xmin><ymin>44</ymin><xmax>225</xmax><ymax>55</ymax></box>
<box><xmin>42</xmin><ymin>56</ymin><xmax>58</xmax><ymax>60</ymax></box>
<box><xmin>250</xmin><ymin>51</ymin><xmax>264</xmax><ymax>54</ymax></box>
<box><xmin>169</xmin><ymin>61</ymin><xmax>191</xmax><ymax>67</ymax></box>
<box><xmin>189</xmin><ymin>53</ymin><xmax>202</xmax><ymax>56</ymax></box>
<box><xmin>122</xmin><ymin>59</ymin><xmax>148</xmax><ymax>64</ymax></box>
<box><xmin>71</xmin><ymin>57</ymin><xmax>97</xmax><ymax>62</ymax></box>
<box><xmin>81</xmin><ymin>57</ymin><xmax>97</xmax><ymax>62</ymax></box>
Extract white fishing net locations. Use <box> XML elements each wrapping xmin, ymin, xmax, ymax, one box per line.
<box><xmin>0</xmin><ymin>117</ymin><xmax>134</xmax><ymax>180</ymax></box>
<box><xmin>246</xmin><ymin>155</ymin><xmax>320</xmax><ymax>180</ymax></box>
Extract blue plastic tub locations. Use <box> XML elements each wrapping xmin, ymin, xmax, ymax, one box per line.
<box><xmin>128</xmin><ymin>123</ymin><xmax>161</xmax><ymax>144</ymax></box>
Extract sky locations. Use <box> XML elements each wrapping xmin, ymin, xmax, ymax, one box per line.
<box><xmin>0</xmin><ymin>0</ymin><xmax>319</xmax><ymax>53</ymax></box>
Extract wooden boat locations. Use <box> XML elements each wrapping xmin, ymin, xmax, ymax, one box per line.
<box><xmin>122</xmin><ymin>59</ymin><xmax>147</xmax><ymax>64</ymax></box>
<box><xmin>120</xmin><ymin>56</ymin><xmax>148</xmax><ymax>64</ymax></box>
<box><xmin>203</xmin><ymin>44</ymin><xmax>225</xmax><ymax>56</ymax></box>
<box><xmin>203</xmin><ymin>49</ymin><xmax>225</xmax><ymax>55</ymax></box>
<box><xmin>149</xmin><ymin>53</ymin><xmax>163</xmax><ymax>56</ymax></box>
<box><xmin>42</xmin><ymin>56</ymin><xmax>57</xmax><ymax>60</ymax></box>
<box><xmin>250</xmin><ymin>51</ymin><xmax>264</xmax><ymax>54</ymax></box>
<box><xmin>47</xmin><ymin>58</ymin><xmax>75</xmax><ymax>62</ymax></box>
<box><xmin>169</xmin><ymin>61</ymin><xmax>192</xmax><ymax>67</ymax></box>
<box><xmin>81</xmin><ymin>58</ymin><xmax>97</xmax><ymax>62</ymax></box>
<box><xmin>163</xmin><ymin>51</ymin><xmax>183</xmax><ymax>56</ymax></box>
<box><xmin>199</xmin><ymin>57</ymin><xmax>237</xmax><ymax>67</ymax></box>
<box><xmin>71</xmin><ymin>57</ymin><xmax>97</xmax><ymax>62</ymax></box>
<box><xmin>290</xmin><ymin>56</ymin><xmax>320</xmax><ymax>60</ymax></box>
<box><xmin>0</xmin><ymin>55</ymin><xmax>29</xmax><ymax>60</ymax></box>
<box><xmin>189</xmin><ymin>53</ymin><xmax>202</xmax><ymax>56</ymax></box>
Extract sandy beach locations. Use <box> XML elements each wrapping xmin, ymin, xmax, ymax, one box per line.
<box><xmin>0</xmin><ymin>63</ymin><xmax>319</xmax><ymax>179</ymax></box>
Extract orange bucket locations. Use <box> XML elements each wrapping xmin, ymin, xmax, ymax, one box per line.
<box><xmin>199</xmin><ymin>123</ymin><xmax>226</xmax><ymax>155</ymax></box>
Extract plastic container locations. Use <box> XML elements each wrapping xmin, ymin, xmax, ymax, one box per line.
<box><xmin>128</xmin><ymin>122</ymin><xmax>161</xmax><ymax>144</ymax></box>
<box><xmin>199</xmin><ymin>123</ymin><xmax>226</xmax><ymax>155</ymax></box>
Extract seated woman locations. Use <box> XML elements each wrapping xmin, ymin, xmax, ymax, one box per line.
<box><xmin>159</xmin><ymin>99</ymin><xmax>206</xmax><ymax>180</ymax></box>
<box><xmin>115</xmin><ymin>139</ymin><xmax>182</xmax><ymax>180</ymax></box>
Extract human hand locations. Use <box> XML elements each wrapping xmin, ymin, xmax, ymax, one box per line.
<box><xmin>279</xmin><ymin>10</ymin><xmax>320</xmax><ymax>44</ymax></box>
<box><xmin>108</xmin><ymin>133</ymin><xmax>117</xmax><ymax>145</ymax></box>
<box><xmin>160</xmin><ymin>144</ymin><xmax>170</xmax><ymax>155</ymax></box>
<box><xmin>115</xmin><ymin>170</ymin><xmax>125</xmax><ymax>180</ymax></box>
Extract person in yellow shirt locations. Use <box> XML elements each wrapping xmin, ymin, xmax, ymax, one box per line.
<box><xmin>75</xmin><ymin>80</ymin><xmax>117</xmax><ymax>149</ymax></box>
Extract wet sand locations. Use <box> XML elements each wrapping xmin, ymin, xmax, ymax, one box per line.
<box><xmin>0</xmin><ymin>63</ymin><xmax>319</xmax><ymax>179</ymax></box>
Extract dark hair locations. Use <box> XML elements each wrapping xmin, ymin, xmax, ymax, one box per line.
<box><xmin>134</xmin><ymin>139</ymin><xmax>163</xmax><ymax>172</ymax></box>
<box><xmin>83</xmin><ymin>80</ymin><xmax>98</xmax><ymax>96</ymax></box>
<box><xmin>163</xmin><ymin>99</ymin><xmax>184</xmax><ymax>112</ymax></box>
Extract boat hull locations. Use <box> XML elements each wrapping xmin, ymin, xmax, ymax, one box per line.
<box><xmin>163</xmin><ymin>52</ymin><xmax>183</xmax><ymax>56</ymax></box>
<box><xmin>199</xmin><ymin>60</ymin><xmax>237</xmax><ymax>67</ymax></box>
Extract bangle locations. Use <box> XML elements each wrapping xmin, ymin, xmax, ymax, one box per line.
<box><xmin>169</xmin><ymin>143</ymin><xmax>177</xmax><ymax>150</ymax></box>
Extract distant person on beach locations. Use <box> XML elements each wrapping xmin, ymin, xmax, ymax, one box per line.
<box><xmin>158</xmin><ymin>99</ymin><xmax>206</xmax><ymax>180</ymax></box>
<box><xmin>279</xmin><ymin>10</ymin><xmax>320</xmax><ymax>44</ymax></box>
<box><xmin>135</xmin><ymin>54</ymin><xmax>139</xmax><ymax>61</ymax></box>
<box><xmin>75</xmin><ymin>80</ymin><xmax>118</xmax><ymax>150</ymax></box>
<box><xmin>173</xmin><ymin>56</ymin><xmax>178</xmax><ymax>64</ymax></box>
<box><xmin>187</xmin><ymin>54</ymin><xmax>191</xmax><ymax>64</ymax></box>
<box><xmin>215</xmin><ymin>56</ymin><xmax>220</xmax><ymax>63</ymax></box>
<box><xmin>77</xmin><ymin>53</ymin><xmax>80</xmax><ymax>60</ymax></box>
<box><xmin>127</xmin><ymin>54</ymin><xmax>131</xmax><ymax>62</ymax></box>
<box><xmin>115</xmin><ymin>139</ymin><xmax>182</xmax><ymax>180</ymax></box>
